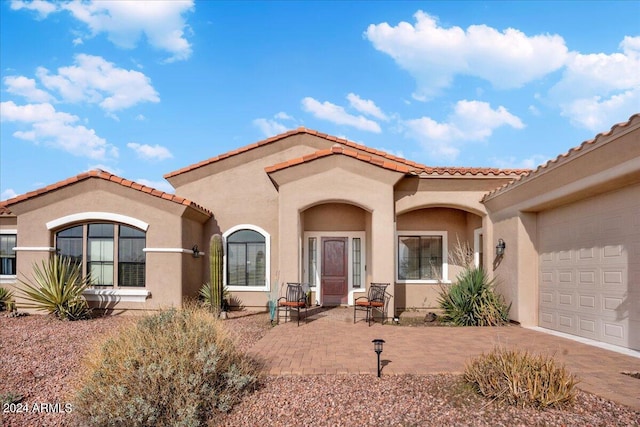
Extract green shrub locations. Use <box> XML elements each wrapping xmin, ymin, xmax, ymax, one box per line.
<box><xmin>73</xmin><ymin>307</ymin><xmax>259</xmax><ymax>427</ymax></box>
<box><xmin>438</xmin><ymin>267</ymin><xmax>510</xmax><ymax>326</ymax></box>
<box><xmin>0</xmin><ymin>286</ymin><xmax>14</xmax><ymax>311</ymax></box>
<box><xmin>464</xmin><ymin>346</ymin><xmax>578</xmax><ymax>408</ymax></box>
<box><xmin>18</xmin><ymin>255</ymin><xmax>91</xmax><ymax>320</ymax></box>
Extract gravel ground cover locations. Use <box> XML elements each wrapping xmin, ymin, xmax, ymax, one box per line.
<box><xmin>1</xmin><ymin>311</ymin><xmax>638</xmax><ymax>427</ymax></box>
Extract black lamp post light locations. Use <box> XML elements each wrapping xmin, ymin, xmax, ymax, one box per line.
<box><xmin>372</xmin><ymin>338</ymin><xmax>385</xmax><ymax>378</ymax></box>
<box><xmin>496</xmin><ymin>238</ymin><xmax>506</xmax><ymax>256</ymax></box>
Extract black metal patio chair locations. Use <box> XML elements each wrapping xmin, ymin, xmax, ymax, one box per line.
<box><xmin>277</xmin><ymin>282</ymin><xmax>307</xmax><ymax>326</ymax></box>
<box><xmin>354</xmin><ymin>283</ymin><xmax>389</xmax><ymax>326</ymax></box>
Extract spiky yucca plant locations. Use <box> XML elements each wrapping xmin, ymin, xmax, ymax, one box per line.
<box><xmin>0</xmin><ymin>286</ymin><xmax>14</xmax><ymax>311</ymax></box>
<box><xmin>438</xmin><ymin>267</ymin><xmax>510</xmax><ymax>326</ymax></box>
<box><xmin>18</xmin><ymin>255</ymin><xmax>91</xmax><ymax>320</ymax></box>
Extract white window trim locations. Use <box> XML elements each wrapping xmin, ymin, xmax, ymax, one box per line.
<box><xmin>46</xmin><ymin>212</ymin><xmax>149</xmax><ymax>231</ymax></box>
<box><xmin>83</xmin><ymin>288</ymin><xmax>150</xmax><ymax>303</ymax></box>
<box><xmin>1</xmin><ymin>229</ymin><xmax>18</xmax><ymax>281</ymax></box>
<box><xmin>395</xmin><ymin>230</ymin><xmax>449</xmax><ymax>284</ymax></box>
<box><xmin>474</xmin><ymin>228</ymin><xmax>483</xmax><ymax>269</ymax></box>
<box><xmin>223</xmin><ymin>224</ymin><xmax>270</xmax><ymax>292</ymax></box>
<box><xmin>303</xmin><ymin>231</ymin><xmax>366</xmax><ymax>305</ymax></box>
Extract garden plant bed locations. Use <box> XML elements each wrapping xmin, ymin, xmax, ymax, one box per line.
<box><xmin>1</xmin><ymin>311</ymin><xmax>639</xmax><ymax>426</ymax></box>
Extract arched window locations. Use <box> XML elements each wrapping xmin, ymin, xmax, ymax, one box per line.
<box><xmin>56</xmin><ymin>223</ymin><xmax>146</xmax><ymax>287</ymax></box>
<box><xmin>226</xmin><ymin>228</ymin><xmax>267</xmax><ymax>288</ymax></box>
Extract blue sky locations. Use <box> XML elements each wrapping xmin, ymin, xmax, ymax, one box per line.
<box><xmin>1</xmin><ymin>1</ymin><xmax>639</xmax><ymax>199</ymax></box>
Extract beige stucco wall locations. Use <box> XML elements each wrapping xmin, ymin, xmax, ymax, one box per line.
<box><xmin>4</xmin><ymin>179</ymin><xmax>208</xmax><ymax>313</ymax></box>
<box><xmin>168</xmin><ymin>135</ymin><xmax>338</xmax><ymax>310</ymax></box>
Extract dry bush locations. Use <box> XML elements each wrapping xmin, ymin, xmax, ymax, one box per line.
<box><xmin>73</xmin><ymin>307</ymin><xmax>259</xmax><ymax>426</ymax></box>
<box><xmin>464</xmin><ymin>346</ymin><xmax>578</xmax><ymax>409</ymax></box>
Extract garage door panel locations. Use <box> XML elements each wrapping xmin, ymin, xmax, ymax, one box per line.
<box><xmin>538</xmin><ymin>183</ymin><xmax>640</xmax><ymax>351</ymax></box>
<box><xmin>557</xmin><ymin>313</ymin><xmax>577</xmax><ymax>334</ymax></box>
<box><xmin>577</xmin><ymin>270</ymin><xmax>597</xmax><ymax>287</ymax></box>
<box><xmin>578</xmin><ymin>316</ymin><xmax>599</xmax><ymax>339</ymax></box>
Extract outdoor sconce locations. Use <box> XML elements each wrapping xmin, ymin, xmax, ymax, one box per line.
<box><xmin>496</xmin><ymin>238</ymin><xmax>506</xmax><ymax>256</ymax></box>
<box><xmin>372</xmin><ymin>338</ymin><xmax>385</xmax><ymax>378</ymax></box>
<box><xmin>191</xmin><ymin>245</ymin><xmax>200</xmax><ymax>258</ymax></box>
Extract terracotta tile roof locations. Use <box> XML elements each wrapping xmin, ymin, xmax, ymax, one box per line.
<box><xmin>166</xmin><ymin>126</ymin><xmax>531</xmax><ymax>179</ymax></box>
<box><xmin>0</xmin><ymin>169</ymin><xmax>212</xmax><ymax>216</ymax></box>
<box><xmin>0</xmin><ymin>204</ymin><xmax>14</xmax><ymax>216</ymax></box>
<box><xmin>483</xmin><ymin>112</ymin><xmax>640</xmax><ymax>201</ymax></box>
<box><xmin>164</xmin><ymin>127</ymin><xmax>428</xmax><ymax>179</ymax></box>
<box><xmin>415</xmin><ymin>166</ymin><xmax>530</xmax><ymax>177</ymax></box>
<box><xmin>265</xmin><ymin>144</ymin><xmax>413</xmax><ymax>174</ymax></box>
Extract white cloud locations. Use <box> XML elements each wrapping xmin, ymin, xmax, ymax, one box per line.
<box><xmin>62</xmin><ymin>0</ymin><xmax>194</xmax><ymax>62</ymax></box>
<box><xmin>127</xmin><ymin>142</ymin><xmax>173</xmax><ymax>160</ymax></box>
<box><xmin>550</xmin><ymin>36</ymin><xmax>640</xmax><ymax>131</ymax></box>
<box><xmin>135</xmin><ymin>178</ymin><xmax>175</xmax><ymax>194</ymax></box>
<box><xmin>4</xmin><ymin>76</ymin><xmax>52</xmax><ymax>103</ymax></box>
<box><xmin>253</xmin><ymin>118</ymin><xmax>288</xmax><ymax>137</ymax></box>
<box><xmin>365</xmin><ymin>10</ymin><xmax>568</xmax><ymax>100</ymax></box>
<box><xmin>1</xmin><ymin>188</ymin><xmax>18</xmax><ymax>201</ymax></box>
<box><xmin>36</xmin><ymin>54</ymin><xmax>160</xmax><ymax>112</ymax></box>
<box><xmin>274</xmin><ymin>111</ymin><xmax>294</xmax><ymax>120</ymax></box>
<box><xmin>346</xmin><ymin>93</ymin><xmax>388</xmax><ymax>120</ymax></box>
<box><xmin>404</xmin><ymin>100</ymin><xmax>524</xmax><ymax>161</ymax></box>
<box><xmin>0</xmin><ymin>100</ymin><xmax>117</xmax><ymax>160</ymax></box>
<box><xmin>72</xmin><ymin>37</ymin><xmax>83</xmax><ymax>46</ymax></box>
<box><xmin>301</xmin><ymin>97</ymin><xmax>381</xmax><ymax>133</ymax></box>
<box><xmin>10</xmin><ymin>0</ymin><xmax>58</xmax><ymax>18</ymax></box>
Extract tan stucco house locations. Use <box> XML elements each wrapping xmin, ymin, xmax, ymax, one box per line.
<box><xmin>1</xmin><ymin>114</ymin><xmax>638</xmax><ymax>351</ymax></box>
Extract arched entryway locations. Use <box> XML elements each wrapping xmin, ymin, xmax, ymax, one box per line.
<box><xmin>301</xmin><ymin>202</ymin><xmax>369</xmax><ymax>306</ymax></box>
<box><xmin>395</xmin><ymin>206</ymin><xmax>484</xmax><ymax>312</ymax></box>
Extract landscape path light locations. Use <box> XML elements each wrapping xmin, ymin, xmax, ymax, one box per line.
<box><xmin>372</xmin><ymin>338</ymin><xmax>385</xmax><ymax>378</ymax></box>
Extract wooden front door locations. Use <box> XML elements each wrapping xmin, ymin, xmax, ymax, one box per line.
<box><xmin>321</xmin><ymin>237</ymin><xmax>348</xmax><ymax>305</ymax></box>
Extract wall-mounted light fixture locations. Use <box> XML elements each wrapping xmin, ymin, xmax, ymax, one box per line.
<box><xmin>496</xmin><ymin>238</ymin><xmax>506</xmax><ymax>256</ymax></box>
<box><xmin>192</xmin><ymin>245</ymin><xmax>200</xmax><ymax>258</ymax></box>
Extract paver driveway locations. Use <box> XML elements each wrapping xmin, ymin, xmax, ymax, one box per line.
<box><xmin>248</xmin><ymin>307</ymin><xmax>640</xmax><ymax>411</ymax></box>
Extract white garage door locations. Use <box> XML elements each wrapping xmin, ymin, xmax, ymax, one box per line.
<box><xmin>538</xmin><ymin>183</ymin><xmax>640</xmax><ymax>351</ymax></box>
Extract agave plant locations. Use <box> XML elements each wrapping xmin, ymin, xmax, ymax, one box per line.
<box><xmin>18</xmin><ymin>255</ymin><xmax>91</xmax><ymax>320</ymax></box>
<box><xmin>0</xmin><ymin>286</ymin><xmax>14</xmax><ymax>311</ymax></box>
<box><xmin>438</xmin><ymin>267</ymin><xmax>510</xmax><ymax>326</ymax></box>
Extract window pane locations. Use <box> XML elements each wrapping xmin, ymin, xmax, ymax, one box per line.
<box><xmin>308</xmin><ymin>237</ymin><xmax>317</xmax><ymax>287</ymax></box>
<box><xmin>227</xmin><ymin>243</ymin><xmax>246</xmax><ymax>286</ymax></box>
<box><xmin>398</xmin><ymin>236</ymin><xmax>420</xmax><ymax>280</ymax></box>
<box><xmin>88</xmin><ymin>223</ymin><xmax>114</xmax><ymax>237</ymax></box>
<box><xmin>90</xmin><ymin>263</ymin><xmax>114</xmax><ymax>286</ymax></box>
<box><xmin>247</xmin><ymin>243</ymin><xmax>266</xmax><ymax>286</ymax></box>
<box><xmin>119</xmin><ymin>225</ymin><xmax>145</xmax><ymax>287</ymax></box>
<box><xmin>227</xmin><ymin>229</ymin><xmax>266</xmax><ymax>286</ymax></box>
<box><xmin>88</xmin><ymin>224</ymin><xmax>114</xmax><ymax>286</ymax></box>
<box><xmin>56</xmin><ymin>226</ymin><xmax>83</xmax><ymax>268</ymax></box>
<box><xmin>228</xmin><ymin>230</ymin><xmax>264</xmax><ymax>243</ymax></box>
<box><xmin>89</xmin><ymin>240</ymin><xmax>114</xmax><ymax>262</ymax></box>
<box><xmin>352</xmin><ymin>238</ymin><xmax>361</xmax><ymax>288</ymax></box>
<box><xmin>58</xmin><ymin>226</ymin><xmax>82</xmax><ymax>238</ymax></box>
<box><xmin>0</xmin><ymin>235</ymin><xmax>16</xmax><ymax>275</ymax></box>
<box><xmin>398</xmin><ymin>235</ymin><xmax>443</xmax><ymax>280</ymax></box>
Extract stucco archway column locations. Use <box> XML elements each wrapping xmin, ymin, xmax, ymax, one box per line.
<box><xmin>370</xmin><ymin>202</ymin><xmax>396</xmax><ymax>318</ymax></box>
<box><xmin>277</xmin><ymin>201</ymin><xmax>302</xmax><ymax>292</ymax></box>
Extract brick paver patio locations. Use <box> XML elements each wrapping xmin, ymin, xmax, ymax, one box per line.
<box><xmin>248</xmin><ymin>306</ymin><xmax>640</xmax><ymax>411</ymax></box>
